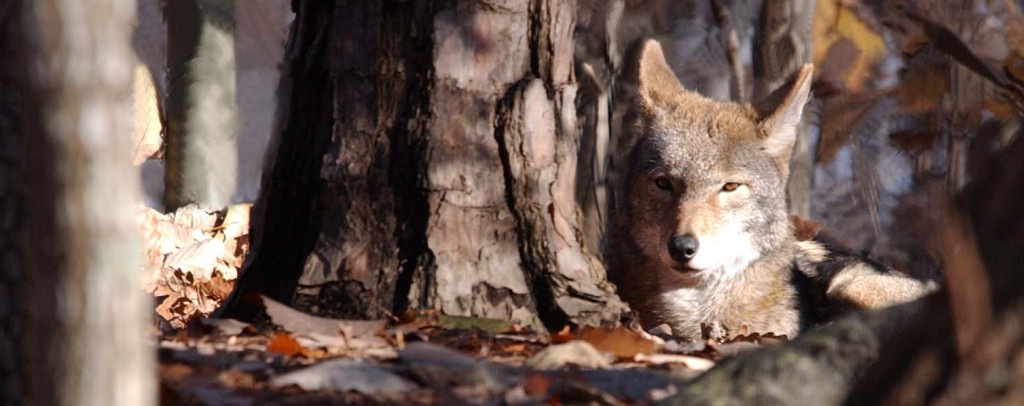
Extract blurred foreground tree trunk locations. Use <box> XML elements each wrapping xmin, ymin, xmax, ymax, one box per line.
<box><xmin>163</xmin><ymin>0</ymin><xmax>238</xmax><ymax>211</ymax></box>
<box><xmin>220</xmin><ymin>0</ymin><xmax>626</xmax><ymax>330</ymax></box>
<box><xmin>0</xmin><ymin>1</ymin><xmax>154</xmax><ymax>405</ymax></box>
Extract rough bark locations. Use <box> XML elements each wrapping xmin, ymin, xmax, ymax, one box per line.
<box><xmin>493</xmin><ymin>0</ymin><xmax>626</xmax><ymax>328</ymax></box>
<box><xmin>0</xmin><ymin>1</ymin><xmax>154</xmax><ymax>404</ymax></box>
<box><xmin>221</xmin><ymin>0</ymin><xmax>626</xmax><ymax>330</ymax></box>
<box><xmin>288</xmin><ymin>0</ymin><xmax>423</xmax><ymax>320</ymax></box>
<box><xmin>420</xmin><ymin>0</ymin><xmax>543</xmax><ymax>327</ymax></box>
<box><xmin>163</xmin><ymin>0</ymin><xmax>239</xmax><ymax>211</ymax></box>
<box><xmin>754</xmin><ymin>0</ymin><xmax>816</xmax><ymax>218</ymax></box>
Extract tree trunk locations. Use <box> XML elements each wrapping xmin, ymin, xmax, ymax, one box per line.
<box><xmin>0</xmin><ymin>1</ymin><xmax>154</xmax><ymax>405</ymax></box>
<box><xmin>163</xmin><ymin>0</ymin><xmax>239</xmax><ymax>211</ymax></box>
<box><xmin>221</xmin><ymin>0</ymin><xmax>626</xmax><ymax>330</ymax></box>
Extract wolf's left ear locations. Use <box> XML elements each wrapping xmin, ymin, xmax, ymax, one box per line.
<box><xmin>756</xmin><ymin>64</ymin><xmax>813</xmax><ymax>172</ymax></box>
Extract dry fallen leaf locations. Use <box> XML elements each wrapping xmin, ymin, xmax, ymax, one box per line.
<box><xmin>525</xmin><ymin>341</ymin><xmax>613</xmax><ymax>369</ymax></box>
<box><xmin>261</xmin><ymin>295</ymin><xmax>386</xmax><ymax>338</ymax></box>
<box><xmin>205</xmin><ymin>274</ymin><xmax>235</xmax><ymax>301</ymax></box>
<box><xmin>293</xmin><ymin>333</ymin><xmax>393</xmax><ymax>353</ymax></box>
<box><xmin>267</xmin><ymin>332</ymin><xmax>306</xmax><ymax>356</ymax></box>
<box><xmin>633</xmin><ymin>353</ymin><xmax>715</xmax><ymax>371</ymax></box>
<box><xmin>270</xmin><ymin>359</ymin><xmax>418</xmax><ymax>394</ymax></box>
<box><xmin>156</xmin><ymin>217</ymin><xmax>207</xmax><ymax>254</ymax></box>
<box><xmin>221</xmin><ymin>204</ymin><xmax>251</xmax><ymax>239</ymax></box>
<box><xmin>551</xmin><ymin>325</ymin><xmax>574</xmax><ymax>344</ymax></box>
<box><xmin>577</xmin><ymin>326</ymin><xmax>658</xmax><ymax>358</ymax></box>
<box><xmin>172</xmin><ymin>205</ymin><xmax>220</xmax><ymax>231</ymax></box>
<box><xmin>155</xmin><ymin>293</ymin><xmax>187</xmax><ymax>328</ymax></box>
<box><xmin>164</xmin><ymin>238</ymin><xmax>226</xmax><ymax>280</ymax></box>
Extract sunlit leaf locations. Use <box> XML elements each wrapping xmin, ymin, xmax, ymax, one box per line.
<box><xmin>577</xmin><ymin>326</ymin><xmax>658</xmax><ymax>358</ymax></box>
<box><xmin>267</xmin><ymin>332</ymin><xmax>306</xmax><ymax>356</ymax></box>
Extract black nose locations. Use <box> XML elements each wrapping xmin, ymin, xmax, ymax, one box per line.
<box><xmin>668</xmin><ymin>234</ymin><xmax>699</xmax><ymax>263</ymax></box>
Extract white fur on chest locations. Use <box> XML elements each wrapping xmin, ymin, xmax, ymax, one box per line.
<box><xmin>659</xmin><ymin>277</ymin><xmax>734</xmax><ymax>330</ymax></box>
<box><xmin>654</xmin><ymin>258</ymin><xmax>796</xmax><ymax>338</ymax></box>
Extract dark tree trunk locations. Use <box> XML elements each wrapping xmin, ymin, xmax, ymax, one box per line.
<box><xmin>0</xmin><ymin>1</ymin><xmax>154</xmax><ymax>404</ymax></box>
<box><xmin>163</xmin><ymin>0</ymin><xmax>239</xmax><ymax>211</ymax></box>
<box><xmin>216</xmin><ymin>0</ymin><xmax>337</xmax><ymax>321</ymax></box>
<box><xmin>221</xmin><ymin>0</ymin><xmax>626</xmax><ymax>330</ymax></box>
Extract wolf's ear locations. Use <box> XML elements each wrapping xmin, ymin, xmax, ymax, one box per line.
<box><xmin>756</xmin><ymin>64</ymin><xmax>813</xmax><ymax>171</ymax></box>
<box><xmin>637</xmin><ymin>40</ymin><xmax>685</xmax><ymax>108</ymax></box>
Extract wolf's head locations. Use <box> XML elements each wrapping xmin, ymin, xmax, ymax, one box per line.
<box><xmin>616</xmin><ymin>40</ymin><xmax>812</xmax><ymax>284</ymax></box>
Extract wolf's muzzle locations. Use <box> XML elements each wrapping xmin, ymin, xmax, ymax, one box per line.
<box><xmin>669</xmin><ymin>234</ymin><xmax>699</xmax><ymax>264</ymax></box>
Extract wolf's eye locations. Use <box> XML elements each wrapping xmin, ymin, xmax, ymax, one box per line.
<box><xmin>721</xmin><ymin>182</ymin><xmax>741</xmax><ymax>192</ymax></box>
<box><xmin>654</xmin><ymin>176</ymin><xmax>672</xmax><ymax>191</ymax></box>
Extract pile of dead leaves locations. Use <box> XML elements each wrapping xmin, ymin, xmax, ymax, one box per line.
<box><xmin>159</xmin><ymin>296</ymin><xmax>789</xmax><ymax>404</ymax></box>
<box><xmin>141</xmin><ymin>203</ymin><xmax>251</xmax><ymax>328</ymax></box>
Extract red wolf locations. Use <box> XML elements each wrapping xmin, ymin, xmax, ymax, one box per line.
<box><xmin>606</xmin><ymin>40</ymin><xmax>935</xmax><ymax>340</ymax></box>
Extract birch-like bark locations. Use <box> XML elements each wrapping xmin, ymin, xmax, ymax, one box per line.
<box><xmin>0</xmin><ymin>1</ymin><xmax>154</xmax><ymax>404</ymax></box>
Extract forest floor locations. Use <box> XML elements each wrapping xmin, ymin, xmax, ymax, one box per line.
<box><xmin>144</xmin><ymin>204</ymin><xmax>783</xmax><ymax>404</ymax></box>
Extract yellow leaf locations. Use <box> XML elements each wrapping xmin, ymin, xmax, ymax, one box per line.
<box><xmin>814</xmin><ymin>1</ymin><xmax>886</xmax><ymax>92</ymax></box>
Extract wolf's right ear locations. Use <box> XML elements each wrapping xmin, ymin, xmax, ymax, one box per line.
<box><xmin>636</xmin><ymin>40</ymin><xmax>686</xmax><ymax>108</ymax></box>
